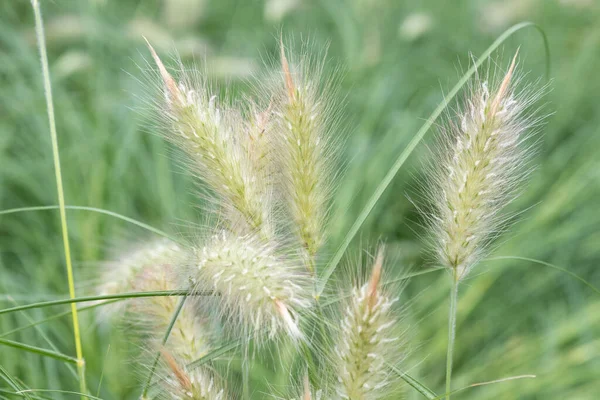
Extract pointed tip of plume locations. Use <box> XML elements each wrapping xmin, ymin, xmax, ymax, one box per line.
<box><xmin>144</xmin><ymin>38</ymin><xmax>182</xmax><ymax>105</ymax></box>
<box><xmin>302</xmin><ymin>372</ymin><xmax>311</xmax><ymax>400</ymax></box>
<box><xmin>280</xmin><ymin>38</ymin><xmax>296</xmax><ymax>102</ymax></box>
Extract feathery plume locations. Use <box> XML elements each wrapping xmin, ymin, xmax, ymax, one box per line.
<box><xmin>146</xmin><ymin>41</ymin><xmax>272</xmax><ymax>237</ymax></box>
<box><xmin>191</xmin><ymin>230</ymin><xmax>312</xmax><ymax>340</ymax></box>
<box><xmin>333</xmin><ymin>248</ymin><xmax>404</xmax><ymax>399</ymax></box>
<box><xmin>273</xmin><ymin>41</ymin><xmax>340</xmax><ymax>271</ymax></box>
<box><xmin>97</xmin><ymin>238</ymin><xmax>183</xmax><ymax>317</ymax></box>
<box><xmin>427</xmin><ymin>52</ymin><xmax>545</xmax><ymax>280</ymax></box>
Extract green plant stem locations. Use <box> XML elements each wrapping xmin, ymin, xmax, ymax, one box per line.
<box><xmin>30</xmin><ymin>0</ymin><xmax>86</xmax><ymax>396</ymax></box>
<box><xmin>445</xmin><ymin>272</ymin><xmax>459</xmax><ymax>400</ymax></box>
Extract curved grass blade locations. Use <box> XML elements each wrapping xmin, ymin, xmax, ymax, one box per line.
<box><xmin>389</xmin><ymin>363</ymin><xmax>437</xmax><ymax>399</ymax></box>
<box><xmin>0</xmin><ymin>301</ymin><xmax>119</xmax><ymax>338</ymax></box>
<box><xmin>317</xmin><ymin>21</ymin><xmax>551</xmax><ymax>296</ymax></box>
<box><xmin>488</xmin><ymin>256</ymin><xmax>600</xmax><ymax>295</ymax></box>
<box><xmin>5</xmin><ymin>297</ymin><xmax>78</xmax><ymax>379</ymax></box>
<box><xmin>432</xmin><ymin>374</ymin><xmax>536</xmax><ymax>400</ymax></box>
<box><xmin>0</xmin><ymin>291</ymin><xmax>195</xmax><ymax>316</ymax></box>
<box><xmin>0</xmin><ymin>205</ymin><xmax>174</xmax><ymax>241</ymax></box>
<box><xmin>0</xmin><ymin>337</ymin><xmax>78</xmax><ymax>364</ymax></box>
<box><xmin>17</xmin><ymin>390</ymin><xmax>104</xmax><ymax>400</ymax></box>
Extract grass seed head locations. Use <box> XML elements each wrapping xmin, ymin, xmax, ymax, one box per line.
<box><xmin>426</xmin><ymin>53</ymin><xmax>546</xmax><ymax>280</ymax></box>
<box><xmin>269</xmin><ymin>40</ymin><xmax>342</xmax><ymax>269</ymax></box>
<box><xmin>97</xmin><ymin>238</ymin><xmax>182</xmax><ymax>318</ymax></box>
<box><xmin>333</xmin><ymin>248</ymin><xmax>405</xmax><ymax>400</ymax></box>
<box><xmin>191</xmin><ymin>230</ymin><xmax>312</xmax><ymax>341</ymax></box>
<box><xmin>145</xmin><ymin>41</ymin><xmax>273</xmax><ymax>237</ymax></box>
<box><xmin>161</xmin><ymin>350</ymin><xmax>227</xmax><ymax>400</ymax></box>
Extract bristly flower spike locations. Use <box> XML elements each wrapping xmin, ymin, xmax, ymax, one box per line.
<box><xmin>334</xmin><ymin>247</ymin><xmax>405</xmax><ymax>399</ymax></box>
<box><xmin>145</xmin><ymin>40</ymin><xmax>273</xmax><ymax>237</ymax></box>
<box><xmin>191</xmin><ymin>230</ymin><xmax>312</xmax><ymax>341</ymax></box>
<box><xmin>428</xmin><ymin>51</ymin><xmax>546</xmax><ymax>281</ymax></box>
<box><xmin>275</xmin><ymin>40</ymin><xmax>340</xmax><ymax>273</ymax></box>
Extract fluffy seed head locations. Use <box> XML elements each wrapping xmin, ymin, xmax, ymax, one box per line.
<box><xmin>97</xmin><ymin>238</ymin><xmax>182</xmax><ymax>317</ymax></box>
<box><xmin>334</xmin><ymin>249</ymin><xmax>403</xmax><ymax>400</ymax></box>
<box><xmin>271</xmin><ymin>40</ymin><xmax>341</xmax><ymax>268</ymax></box>
<box><xmin>427</xmin><ymin>53</ymin><xmax>546</xmax><ymax>280</ymax></box>
<box><xmin>192</xmin><ymin>230</ymin><xmax>312</xmax><ymax>340</ymax></box>
<box><xmin>146</xmin><ymin>41</ymin><xmax>272</xmax><ymax>237</ymax></box>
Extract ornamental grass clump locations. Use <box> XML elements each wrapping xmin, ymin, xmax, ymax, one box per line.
<box><xmin>88</xmin><ymin>34</ymin><xmax>546</xmax><ymax>400</ymax></box>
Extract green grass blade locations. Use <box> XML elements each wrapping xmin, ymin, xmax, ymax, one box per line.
<box><xmin>432</xmin><ymin>375</ymin><xmax>536</xmax><ymax>400</ymax></box>
<box><xmin>389</xmin><ymin>363</ymin><xmax>437</xmax><ymax>399</ymax></box>
<box><xmin>16</xmin><ymin>390</ymin><xmax>104</xmax><ymax>400</ymax></box>
<box><xmin>488</xmin><ymin>256</ymin><xmax>600</xmax><ymax>295</ymax></box>
<box><xmin>0</xmin><ymin>291</ymin><xmax>195</xmax><ymax>316</ymax></box>
<box><xmin>187</xmin><ymin>339</ymin><xmax>244</xmax><ymax>369</ymax></box>
<box><xmin>316</xmin><ymin>21</ymin><xmax>550</xmax><ymax>296</ymax></box>
<box><xmin>0</xmin><ymin>301</ymin><xmax>119</xmax><ymax>338</ymax></box>
<box><xmin>5</xmin><ymin>298</ymin><xmax>78</xmax><ymax>379</ymax></box>
<box><xmin>0</xmin><ymin>337</ymin><xmax>78</xmax><ymax>364</ymax></box>
<box><xmin>0</xmin><ymin>205</ymin><xmax>174</xmax><ymax>241</ymax></box>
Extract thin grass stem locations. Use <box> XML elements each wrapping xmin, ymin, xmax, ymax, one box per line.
<box><xmin>30</xmin><ymin>0</ymin><xmax>86</xmax><ymax>395</ymax></box>
<box><xmin>445</xmin><ymin>272</ymin><xmax>459</xmax><ymax>400</ymax></box>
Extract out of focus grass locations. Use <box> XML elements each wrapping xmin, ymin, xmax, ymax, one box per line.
<box><xmin>1</xmin><ymin>0</ymin><xmax>599</xmax><ymax>399</ymax></box>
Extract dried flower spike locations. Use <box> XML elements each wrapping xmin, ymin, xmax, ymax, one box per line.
<box><xmin>428</xmin><ymin>52</ymin><xmax>544</xmax><ymax>280</ymax></box>
<box><xmin>334</xmin><ymin>248</ymin><xmax>403</xmax><ymax>399</ymax></box>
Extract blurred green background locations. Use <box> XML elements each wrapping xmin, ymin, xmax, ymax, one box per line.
<box><xmin>1</xmin><ymin>0</ymin><xmax>599</xmax><ymax>398</ymax></box>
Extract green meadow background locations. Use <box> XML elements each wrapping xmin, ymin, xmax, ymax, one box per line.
<box><xmin>1</xmin><ymin>0</ymin><xmax>599</xmax><ymax>398</ymax></box>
